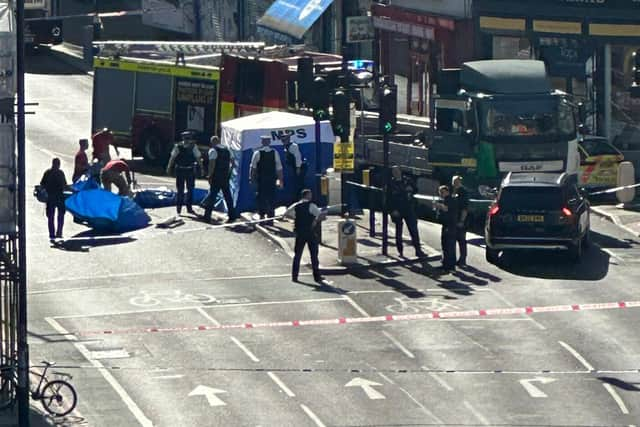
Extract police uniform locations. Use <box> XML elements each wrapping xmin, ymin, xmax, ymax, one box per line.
<box><xmin>283</xmin><ymin>141</ymin><xmax>306</xmax><ymax>203</ymax></box>
<box><xmin>454</xmin><ymin>185</ymin><xmax>469</xmax><ymax>266</ymax></box>
<box><xmin>438</xmin><ymin>194</ymin><xmax>459</xmax><ymax>270</ymax></box>
<box><xmin>202</xmin><ymin>143</ymin><xmax>236</xmax><ymax>222</ymax></box>
<box><xmin>285</xmin><ymin>198</ymin><xmax>323</xmax><ymax>282</ymax></box>
<box><xmin>250</xmin><ymin>144</ymin><xmax>283</xmax><ymax>222</ymax></box>
<box><xmin>167</xmin><ymin>135</ymin><xmax>201</xmax><ymax>214</ymax></box>
<box><xmin>389</xmin><ymin>175</ymin><xmax>425</xmax><ymax>257</ymax></box>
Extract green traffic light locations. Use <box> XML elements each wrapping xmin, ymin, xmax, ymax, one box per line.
<box><xmin>384</xmin><ymin>122</ymin><xmax>392</xmax><ymax>133</ymax></box>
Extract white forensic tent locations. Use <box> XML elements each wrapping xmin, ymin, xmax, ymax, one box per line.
<box><xmin>220</xmin><ymin>111</ymin><xmax>335</xmax><ymax>212</ymax></box>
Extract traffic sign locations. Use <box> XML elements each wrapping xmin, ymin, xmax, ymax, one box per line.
<box><xmin>333</xmin><ymin>141</ymin><xmax>354</xmax><ymax>172</ymax></box>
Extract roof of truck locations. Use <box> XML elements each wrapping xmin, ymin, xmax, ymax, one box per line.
<box><xmin>460</xmin><ymin>60</ymin><xmax>551</xmax><ymax>95</ymax></box>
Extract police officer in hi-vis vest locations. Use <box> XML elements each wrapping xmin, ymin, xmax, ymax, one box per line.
<box><xmin>202</xmin><ymin>136</ymin><xmax>236</xmax><ymax>223</ymax></box>
<box><xmin>250</xmin><ymin>136</ymin><xmax>283</xmax><ymax>225</ymax></box>
<box><xmin>283</xmin><ymin>189</ymin><xmax>326</xmax><ymax>283</ymax></box>
<box><xmin>166</xmin><ymin>131</ymin><xmax>203</xmax><ymax>215</ymax></box>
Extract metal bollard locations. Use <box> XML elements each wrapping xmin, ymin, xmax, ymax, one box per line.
<box><xmin>363</xmin><ymin>169</ymin><xmax>375</xmax><ymax>237</ymax></box>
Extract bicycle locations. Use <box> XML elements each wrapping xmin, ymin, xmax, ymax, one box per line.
<box><xmin>0</xmin><ymin>360</ymin><xmax>77</xmax><ymax>416</ymax></box>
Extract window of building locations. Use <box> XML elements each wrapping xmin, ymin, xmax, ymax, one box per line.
<box><xmin>492</xmin><ymin>36</ymin><xmax>531</xmax><ymax>59</ymax></box>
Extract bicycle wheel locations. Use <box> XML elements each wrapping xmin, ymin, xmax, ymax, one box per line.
<box><xmin>40</xmin><ymin>379</ymin><xmax>77</xmax><ymax>416</ymax></box>
<box><xmin>0</xmin><ymin>371</ymin><xmax>16</xmax><ymax>411</ymax></box>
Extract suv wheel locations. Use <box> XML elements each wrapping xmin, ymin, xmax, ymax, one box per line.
<box><xmin>568</xmin><ymin>239</ymin><xmax>583</xmax><ymax>262</ymax></box>
<box><xmin>485</xmin><ymin>247</ymin><xmax>500</xmax><ymax>264</ymax></box>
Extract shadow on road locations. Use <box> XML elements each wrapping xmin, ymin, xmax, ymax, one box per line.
<box><xmin>0</xmin><ymin>407</ymin><xmax>87</xmax><ymax>426</ymax></box>
<box><xmin>597</xmin><ymin>377</ymin><xmax>640</xmax><ymax>392</ymax></box>
<box><xmin>590</xmin><ymin>229</ymin><xmax>640</xmax><ymax>249</ymax></box>
<box><xmin>25</xmin><ymin>48</ymin><xmax>85</xmax><ymax>76</ymax></box>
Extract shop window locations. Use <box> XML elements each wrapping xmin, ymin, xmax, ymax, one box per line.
<box><xmin>492</xmin><ymin>36</ymin><xmax>531</xmax><ymax>60</ymax></box>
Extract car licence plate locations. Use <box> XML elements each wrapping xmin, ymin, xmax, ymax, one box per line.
<box><xmin>517</xmin><ymin>215</ymin><xmax>544</xmax><ymax>222</ymax></box>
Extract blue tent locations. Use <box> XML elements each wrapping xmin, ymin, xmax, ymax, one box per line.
<box><xmin>220</xmin><ymin>112</ymin><xmax>335</xmax><ymax>213</ymax></box>
<box><xmin>65</xmin><ymin>189</ymin><xmax>150</xmax><ymax>232</ymax></box>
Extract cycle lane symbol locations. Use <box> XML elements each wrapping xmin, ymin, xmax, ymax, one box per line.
<box><xmin>385</xmin><ymin>296</ymin><xmax>463</xmax><ymax>314</ymax></box>
<box><xmin>129</xmin><ymin>290</ymin><xmax>249</xmax><ymax>308</ymax></box>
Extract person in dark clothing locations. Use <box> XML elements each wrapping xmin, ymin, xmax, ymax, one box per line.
<box><xmin>250</xmin><ymin>136</ymin><xmax>284</xmax><ymax>225</ymax></box>
<box><xmin>283</xmin><ymin>189</ymin><xmax>326</xmax><ymax>283</ymax></box>
<box><xmin>166</xmin><ymin>131</ymin><xmax>203</xmax><ymax>215</ymax></box>
<box><xmin>202</xmin><ymin>136</ymin><xmax>236</xmax><ymax>223</ymax></box>
<box><xmin>72</xmin><ymin>138</ymin><xmax>89</xmax><ymax>182</ymax></box>
<box><xmin>40</xmin><ymin>158</ymin><xmax>68</xmax><ymax>241</ymax></box>
<box><xmin>452</xmin><ymin>175</ymin><xmax>469</xmax><ymax>266</ymax></box>
<box><xmin>434</xmin><ymin>185</ymin><xmax>458</xmax><ymax>271</ymax></box>
<box><xmin>281</xmin><ymin>133</ymin><xmax>306</xmax><ymax>204</ymax></box>
<box><xmin>388</xmin><ymin>166</ymin><xmax>426</xmax><ymax>258</ymax></box>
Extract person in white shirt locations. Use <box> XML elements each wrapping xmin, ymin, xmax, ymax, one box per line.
<box><xmin>281</xmin><ymin>133</ymin><xmax>307</xmax><ymax>204</ymax></box>
<box><xmin>283</xmin><ymin>189</ymin><xmax>326</xmax><ymax>283</ymax></box>
<box><xmin>250</xmin><ymin>136</ymin><xmax>284</xmax><ymax>225</ymax></box>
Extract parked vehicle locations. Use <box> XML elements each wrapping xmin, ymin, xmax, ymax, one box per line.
<box><xmin>578</xmin><ymin>135</ymin><xmax>624</xmax><ymax>190</ymax></box>
<box><xmin>485</xmin><ymin>172</ymin><xmax>590</xmax><ymax>264</ymax></box>
<box><xmin>24</xmin><ymin>0</ymin><xmax>62</xmax><ymax>48</ymax></box>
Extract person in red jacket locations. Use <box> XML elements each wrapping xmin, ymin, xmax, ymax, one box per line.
<box><xmin>92</xmin><ymin>128</ymin><xmax>113</xmax><ymax>163</ymax></box>
<box><xmin>72</xmin><ymin>138</ymin><xmax>89</xmax><ymax>182</ymax></box>
<box><xmin>101</xmin><ymin>158</ymin><xmax>132</xmax><ymax>197</ymax></box>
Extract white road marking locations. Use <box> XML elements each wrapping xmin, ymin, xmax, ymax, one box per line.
<box><xmin>382</xmin><ymin>330</ymin><xmax>415</xmax><ymax>359</ymax></box>
<box><xmin>195</xmin><ymin>307</ymin><xmax>220</xmax><ymax>326</ymax></box>
<box><xmin>300</xmin><ymin>404</ymin><xmax>326</xmax><ymax>427</ymax></box>
<box><xmin>267</xmin><ymin>372</ymin><xmax>295</xmax><ymax>397</ymax></box>
<box><xmin>342</xmin><ymin>295</ymin><xmax>370</xmax><ymax>317</ymax></box>
<box><xmin>152</xmin><ymin>374</ymin><xmax>185</xmax><ymax>380</ymax></box>
<box><xmin>45</xmin><ymin>317</ymin><xmax>153</xmax><ymax>427</ymax></box>
<box><xmin>52</xmin><ymin>297</ymin><xmax>346</xmax><ymax>319</ymax></box>
<box><xmin>558</xmin><ymin>341</ymin><xmax>595</xmax><ymax>372</ymax></box>
<box><xmin>28</xmin><ymin>287</ymin><xmax>95</xmax><ymax>295</ymax></box>
<box><xmin>188</xmin><ymin>385</ymin><xmax>227</xmax><ymax>407</ymax></box>
<box><xmin>463</xmin><ymin>400</ymin><xmax>490</xmax><ymax>426</ymax></box>
<box><xmin>426</xmin><ymin>370</ymin><xmax>453</xmax><ymax>391</ymax></box>
<box><xmin>603</xmin><ymin>383</ymin><xmax>630</xmax><ymax>414</ymax></box>
<box><xmin>598</xmin><ymin>245</ymin><xmax>625</xmax><ymax>262</ymax></box>
<box><xmin>347</xmin><ymin>287</ymin><xmax>490</xmax><ymax>294</ymax></box>
<box><xmin>230</xmin><ymin>336</ymin><xmax>260</xmax><ymax>362</ymax></box>
<box><xmin>377</xmin><ymin>372</ymin><xmax>395</xmax><ymax>384</ymax></box>
<box><xmin>344</xmin><ymin>377</ymin><xmax>385</xmax><ymax>400</ymax></box>
<box><xmin>89</xmin><ymin>349</ymin><xmax>130</xmax><ymax>359</ymax></box>
<box><xmin>519</xmin><ymin>377</ymin><xmax>556</xmax><ymax>398</ymax></box>
<box><xmin>398</xmin><ymin>386</ymin><xmax>445</xmax><ymax>425</ymax></box>
<box><xmin>487</xmin><ymin>288</ymin><xmax>547</xmax><ymax>330</ymax></box>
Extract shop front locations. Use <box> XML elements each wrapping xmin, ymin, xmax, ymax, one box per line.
<box><xmin>473</xmin><ymin>0</ymin><xmax>640</xmax><ymax>149</ymax></box>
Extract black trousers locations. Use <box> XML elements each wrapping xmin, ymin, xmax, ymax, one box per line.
<box><xmin>440</xmin><ymin>226</ymin><xmax>457</xmax><ymax>269</ymax></box>
<box><xmin>46</xmin><ymin>198</ymin><xmax>65</xmax><ymax>239</ymax></box>
<box><xmin>256</xmin><ymin>180</ymin><xmax>276</xmax><ymax>219</ymax></box>
<box><xmin>394</xmin><ymin>213</ymin><xmax>421</xmax><ymax>253</ymax></box>
<box><xmin>292</xmin><ymin>234</ymin><xmax>320</xmax><ymax>281</ymax></box>
<box><xmin>176</xmin><ymin>171</ymin><xmax>195</xmax><ymax>213</ymax></box>
<box><xmin>290</xmin><ymin>167</ymin><xmax>306</xmax><ymax>204</ymax></box>
<box><xmin>203</xmin><ymin>181</ymin><xmax>235</xmax><ymax>220</ymax></box>
<box><xmin>456</xmin><ymin>227</ymin><xmax>467</xmax><ymax>264</ymax></box>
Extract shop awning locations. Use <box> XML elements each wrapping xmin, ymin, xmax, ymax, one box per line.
<box><xmin>257</xmin><ymin>0</ymin><xmax>334</xmax><ymax>41</ymax></box>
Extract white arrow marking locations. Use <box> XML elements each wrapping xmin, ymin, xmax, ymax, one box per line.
<box><xmin>345</xmin><ymin>377</ymin><xmax>385</xmax><ymax>400</ymax></box>
<box><xmin>519</xmin><ymin>377</ymin><xmax>557</xmax><ymax>398</ymax></box>
<box><xmin>188</xmin><ymin>385</ymin><xmax>228</xmax><ymax>406</ymax></box>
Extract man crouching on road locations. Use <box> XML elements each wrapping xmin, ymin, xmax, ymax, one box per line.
<box><xmin>282</xmin><ymin>189</ymin><xmax>326</xmax><ymax>284</ymax></box>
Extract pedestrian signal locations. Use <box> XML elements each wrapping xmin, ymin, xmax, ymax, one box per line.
<box><xmin>332</xmin><ymin>87</ymin><xmax>350</xmax><ymax>141</ymax></box>
<box><xmin>378</xmin><ymin>84</ymin><xmax>397</xmax><ymax>135</ymax></box>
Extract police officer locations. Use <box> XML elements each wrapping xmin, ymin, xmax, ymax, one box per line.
<box><xmin>281</xmin><ymin>133</ymin><xmax>306</xmax><ymax>204</ymax></box>
<box><xmin>202</xmin><ymin>136</ymin><xmax>236</xmax><ymax>223</ymax></box>
<box><xmin>250</xmin><ymin>136</ymin><xmax>284</xmax><ymax>225</ymax></box>
<box><xmin>452</xmin><ymin>175</ymin><xmax>469</xmax><ymax>266</ymax></box>
<box><xmin>166</xmin><ymin>131</ymin><xmax>203</xmax><ymax>215</ymax></box>
<box><xmin>434</xmin><ymin>185</ymin><xmax>458</xmax><ymax>272</ymax></box>
<box><xmin>388</xmin><ymin>166</ymin><xmax>426</xmax><ymax>258</ymax></box>
<box><xmin>283</xmin><ymin>189</ymin><xmax>326</xmax><ymax>283</ymax></box>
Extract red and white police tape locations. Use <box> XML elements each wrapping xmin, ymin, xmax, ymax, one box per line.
<box><xmin>71</xmin><ymin>299</ymin><xmax>640</xmax><ymax>337</ymax></box>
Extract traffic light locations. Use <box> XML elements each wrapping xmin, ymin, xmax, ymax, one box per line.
<box><xmin>332</xmin><ymin>87</ymin><xmax>350</xmax><ymax>141</ymax></box>
<box><xmin>310</xmin><ymin>75</ymin><xmax>330</xmax><ymax>120</ymax></box>
<box><xmin>378</xmin><ymin>84</ymin><xmax>397</xmax><ymax>134</ymax></box>
<box><xmin>632</xmin><ymin>49</ymin><xmax>640</xmax><ymax>98</ymax></box>
<box><xmin>297</xmin><ymin>56</ymin><xmax>314</xmax><ymax>107</ymax></box>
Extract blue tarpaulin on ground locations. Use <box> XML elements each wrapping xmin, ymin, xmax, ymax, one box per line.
<box><xmin>65</xmin><ymin>189</ymin><xmax>150</xmax><ymax>232</ymax></box>
<box><xmin>133</xmin><ymin>187</ymin><xmax>208</xmax><ymax>209</ymax></box>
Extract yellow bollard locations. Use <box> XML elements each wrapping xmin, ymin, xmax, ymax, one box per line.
<box><xmin>362</xmin><ymin>169</ymin><xmax>370</xmax><ymax>187</ymax></box>
<box><xmin>320</xmin><ymin>175</ymin><xmax>329</xmax><ymax>196</ymax></box>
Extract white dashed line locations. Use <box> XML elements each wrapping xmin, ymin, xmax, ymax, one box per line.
<box><xmin>195</xmin><ymin>307</ymin><xmax>220</xmax><ymax>326</ymax></box>
<box><xmin>300</xmin><ymin>404</ymin><xmax>326</xmax><ymax>427</ymax></box>
<box><xmin>382</xmin><ymin>330</ymin><xmax>415</xmax><ymax>359</ymax></box>
<box><xmin>398</xmin><ymin>386</ymin><xmax>444</xmax><ymax>425</ymax></box>
<box><xmin>230</xmin><ymin>336</ymin><xmax>260</xmax><ymax>362</ymax></box>
<box><xmin>45</xmin><ymin>317</ymin><xmax>153</xmax><ymax>427</ymax></box>
<box><xmin>463</xmin><ymin>400</ymin><xmax>490</xmax><ymax>426</ymax></box>
<box><xmin>603</xmin><ymin>383</ymin><xmax>629</xmax><ymax>414</ymax></box>
<box><xmin>342</xmin><ymin>295</ymin><xmax>370</xmax><ymax>317</ymax></box>
<box><xmin>558</xmin><ymin>341</ymin><xmax>595</xmax><ymax>372</ymax></box>
<box><xmin>152</xmin><ymin>375</ymin><xmax>185</xmax><ymax>380</ymax></box>
<box><xmin>377</xmin><ymin>372</ymin><xmax>395</xmax><ymax>384</ymax></box>
<box><xmin>426</xmin><ymin>370</ymin><xmax>453</xmax><ymax>391</ymax></box>
<box><xmin>267</xmin><ymin>372</ymin><xmax>295</xmax><ymax>397</ymax></box>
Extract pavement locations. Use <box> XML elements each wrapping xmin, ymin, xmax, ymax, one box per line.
<box><xmin>591</xmin><ymin>201</ymin><xmax>640</xmax><ymax>237</ymax></box>
<box><xmin>240</xmin><ymin>209</ymin><xmax>440</xmax><ymax>275</ymax></box>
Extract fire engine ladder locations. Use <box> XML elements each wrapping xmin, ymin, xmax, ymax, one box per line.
<box><xmin>93</xmin><ymin>41</ymin><xmax>267</xmax><ymax>62</ymax></box>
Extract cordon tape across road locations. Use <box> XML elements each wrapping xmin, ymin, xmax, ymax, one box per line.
<box><xmin>67</xmin><ymin>299</ymin><xmax>640</xmax><ymax>337</ymax></box>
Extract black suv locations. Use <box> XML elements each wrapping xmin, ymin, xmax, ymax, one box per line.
<box><xmin>485</xmin><ymin>172</ymin><xmax>590</xmax><ymax>264</ymax></box>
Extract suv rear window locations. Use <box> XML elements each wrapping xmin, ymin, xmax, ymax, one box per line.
<box><xmin>499</xmin><ymin>187</ymin><xmax>563</xmax><ymax>210</ymax></box>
